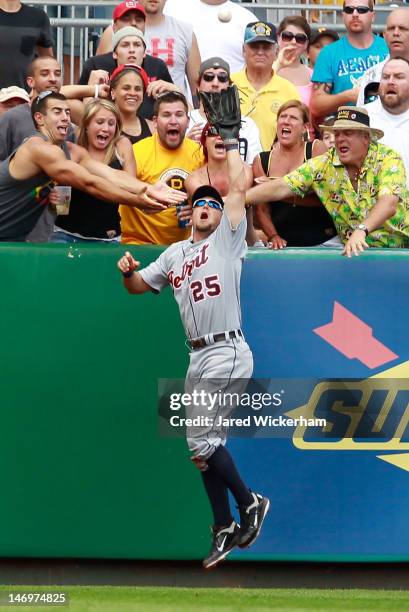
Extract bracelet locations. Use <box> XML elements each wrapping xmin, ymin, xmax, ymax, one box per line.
<box><xmin>225</xmin><ymin>142</ymin><xmax>239</xmax><ymax>152</ymax></box>
<box><xmin>94</xmin><ymin>84</ymin><xmax>99</xmax><ymax>99</ymax></box>
<box><xmin>122</xmin><ymin>269</ymin><xmax>134</xmax><ymax>278</ymax></box>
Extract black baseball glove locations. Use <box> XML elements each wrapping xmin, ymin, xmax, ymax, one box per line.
<box><xmin>199</xmin><ymin>84</ymin><xmax>241</xmax><ymax>142</ymax></box>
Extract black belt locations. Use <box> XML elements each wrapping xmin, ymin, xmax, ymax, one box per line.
<box><xmin>189</xmin><ymin>329</ymin><xmax>243</xmax><ymax>350</ymax></box>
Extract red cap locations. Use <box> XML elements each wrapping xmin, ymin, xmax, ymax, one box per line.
<box><xmin>113</xmin><ymin>1</ymin><xmax>146</xmax><ymax>22</ymax></box>
<box><xmin>109</xmin><ymin>64</ymin><xmax>149</xmax><ymax>90</ymax></box>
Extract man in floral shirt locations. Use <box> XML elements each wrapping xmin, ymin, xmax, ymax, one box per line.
<box><xmin>246</xmin><ymin>106</ymin><xmax>409</xmax><ymax>257</ymax></box>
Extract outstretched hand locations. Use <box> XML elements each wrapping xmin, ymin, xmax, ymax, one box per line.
<box><xmin>148</xmin><ymin>182</ymin><xmax>187</xmax><ymax>206</ymax></box>
<box><xmin>135</xmin><ymin>186</ymin><xmax>168</xmax><ymax>214</ymax></box>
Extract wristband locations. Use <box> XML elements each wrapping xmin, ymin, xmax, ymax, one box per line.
<box><xmin>122</xmin><ymin>269</ymin><xmax>134</xmax><ymax>278</ymax></box>
<box><xmin>225</xmin><ymin>140</ymin><xmax>239</xmax><ymax>152</ymax></box>
<box><xmin>94</xmin><ymin>84</ymin><xmax>99</xmax><ymax>99</ymax></box>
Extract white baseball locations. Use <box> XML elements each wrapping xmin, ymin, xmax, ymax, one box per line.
<box><xmin>218</xmin><ymin>8</ymin><xmax>232</xmax><ymax>22</ymax></box>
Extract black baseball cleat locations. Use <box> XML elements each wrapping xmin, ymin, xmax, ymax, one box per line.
<box><xmin>238</xmin><ymin>492</ymin><xmax>270</xmax><ymax>548</ymax></box>
<box><xmin>202</xmin><ymin>520</ymin><xmax>240</xmax><ymax>570</ymax></box>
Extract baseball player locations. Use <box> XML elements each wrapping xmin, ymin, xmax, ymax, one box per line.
<box><xmin>117</xmin><ymin>86</ymin><xmax>269</xmax><ymax>570</ymax></box>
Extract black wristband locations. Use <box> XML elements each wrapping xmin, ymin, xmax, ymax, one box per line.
<box><xmin>122</xmin><ymin>270</ymin><xmax>135</xmax><ymax>278</ymax></box>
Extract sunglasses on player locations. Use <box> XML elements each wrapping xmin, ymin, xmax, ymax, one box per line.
<box><xmin>193</xmin><ymin>198</ymin><xmax>223</xmax><ymax>211</ymax></box>
<box><xmin>343</xmin><ymin>5</ymin><xmax>371</xmax><ymax>13</ymax></box>
<box><xmin>280</xmin><ymin>31</ymin><xmax>308</xmax><ymax>44</ymax></box>
<box><xmin>202</xmin><ymin>72</ymin><xmax>229</xmax><ymax>83</ymax></box>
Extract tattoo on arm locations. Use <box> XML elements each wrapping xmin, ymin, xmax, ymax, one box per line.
<box><xmin>312</xmin><ymin>82</ymin><xmax>333</xmax><ymax>94</ymax></box>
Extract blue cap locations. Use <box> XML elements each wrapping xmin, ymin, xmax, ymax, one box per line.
<box><xmin>244</xmin><ymin>21</ymin><xmax>277</xmax><ymax>45</ymax></box>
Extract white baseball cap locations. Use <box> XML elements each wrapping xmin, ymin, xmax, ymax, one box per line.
<box><xmin>0</xmin><ymin>86</ymin><xmax>30</xmax><ymax>103</ymax></box>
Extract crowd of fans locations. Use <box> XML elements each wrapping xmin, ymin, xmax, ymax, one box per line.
<box><xmin>0</xmin><ymin>0</ymin><xmax>408</xmax><ymax>256</ymax></box>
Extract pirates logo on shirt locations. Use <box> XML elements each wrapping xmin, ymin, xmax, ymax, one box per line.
<box><xmin>160</xmin><ymin>168</ymin><xmax>189</xmax><ymax>192</ymax></box>
<box><xmin>271</xmin><ymin>100</ymin><xmax>282</xmax><ymax>114</ymax></box>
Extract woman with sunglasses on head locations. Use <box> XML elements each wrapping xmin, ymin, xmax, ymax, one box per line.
<box><xmin>274</xmin><ymin>16</ymin><xmax>313</xmax><ymax>107</ymax></box>
<box><xmin>185</xmin><ymin>124</ymin><xmax>261</xmax><ymax>247</ymax></box>
<box><xmin>109</xmin><ymin>64</ymin><xmax>153</xmax><ymax>145</ymax></box>
<box><xmin>53</xmin><ymin>99</ymin><xmax>136</xmax><ymax>243</ymax></box>
<box><xmin>187</xmin><ymin>57</ymin><xmax>261</xmax><ymax>165</ymax></box>
<box><xmin>252</xmin><ymin>99</ymin><xmax>336</xmax><ymax>249</ymax></box>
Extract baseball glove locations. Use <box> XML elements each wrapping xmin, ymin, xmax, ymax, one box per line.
<box><xmin>199</xmin><ymin>85</ymin><xmax>241</xmax><ymax>142</ymax></box>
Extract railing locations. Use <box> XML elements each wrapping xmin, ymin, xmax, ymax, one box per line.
<box><xmin>27</xmin><ymin>0</ymin><xmax>399</xmax><ymax>84</ymax></box>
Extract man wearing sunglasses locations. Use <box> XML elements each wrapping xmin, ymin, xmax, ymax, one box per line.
<box><xmin>117</xmin><ymin>85</ymin><xmax>269</xmax><ymax>569</ymax></box>
<box><xmin>311</xmin><ymin>0</ymin><xmax>388</xmax><ymax>124</ymax></box>
<box><xmin>0</xmin><ymin>91</ymin><xmax>185</xmax><ymax>242</ymax></box>
<box><xmin>188</xmin><ymin>57</ymin><xmax>262</xmax><ymax>164</ymax></box>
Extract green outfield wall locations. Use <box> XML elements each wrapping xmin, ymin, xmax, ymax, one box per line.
<box><xmin>1</xmin><ymin>243</ymin><xmax>209</xmax><ymax>559</ymax></box>
<box><xmin>2</xmin><ymin>244</ymin><xmax>409</xmax><ymax>561</ymax></box>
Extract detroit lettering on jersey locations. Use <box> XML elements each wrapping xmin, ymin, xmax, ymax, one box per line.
<box><xmin>168</xmin><ymin>243</ymin><xmax>209</xmax><ymax>289</ymax></box>
<box><xmin>140</xmin><ymin>213</ymin><xmax>246</xmax><ymax>339</ymax></box>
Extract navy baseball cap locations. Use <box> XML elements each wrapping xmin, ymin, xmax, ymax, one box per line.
<box><xmin>244</xmin><ymin>21</ymin><xmax>277</xmax><ymax>45</ymax></box>
<box><xmin>192</xmin><ymin>185</ymin><xmax>224</xmax><ymax>209</ymax></box>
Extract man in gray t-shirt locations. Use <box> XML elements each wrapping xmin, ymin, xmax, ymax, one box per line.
<box><xmin>117</xmin><ymin>88</ymin><xmax>269</xmax><ymax>570</ymax></box>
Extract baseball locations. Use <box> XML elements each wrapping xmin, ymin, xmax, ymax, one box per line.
<box><xmin>218</xmin><ymin>8</ymin><xmax>232</xmax><ymax>22</ymax></box>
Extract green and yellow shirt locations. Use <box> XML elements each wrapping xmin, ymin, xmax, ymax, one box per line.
<box><xmin>284</xmin><ymin>142</ymin><xmax>409</xmax><ymax>248</ymax></box>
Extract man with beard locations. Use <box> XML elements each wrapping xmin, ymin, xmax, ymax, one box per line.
<box><xmin>357</xmin><ymin>7</ymin><xmax>409</xmax><ymax>106</ymax></box>
<box><xmin>365</xmin><ymin>57</ymin><xmax>409</xmax><ymax>184</ymax></box>
<box><xmin>121</xmin><ymin>91</ymin><xmax>204</xmax><ymax>245</ymax></box>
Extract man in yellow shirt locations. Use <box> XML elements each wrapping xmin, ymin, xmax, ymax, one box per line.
<box><xmin>121</xmin><ymin>91</ymin><xmax>204</xmax><ymax>244</ymax></box>
<box><xmin>231</xmin><ymin>21</ymin><xmax>300</xmax><ymax>150</ymax></box>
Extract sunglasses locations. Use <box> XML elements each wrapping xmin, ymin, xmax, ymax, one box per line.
<box><xmin>343</xmin><ymin>5</ymin><xmax>371</xmax><ymax>13</ymax></box>
<box><xmin>31</xmin><ymin>90</ymin><xmax>58</xmax><ymax>113</ymax></box>
<box><xmin>202</xmin><ymin>72</ymin><xmax>229</xmax><ymax>83</ymax></box>
<box><xmin>206</xmin><ymin>126</ymin><xmax>219</xmax><ymax>137</ymax></box>
<box><xmin>280</xmin><ymin>31</ymin><xmax>308</xmax><ymax>44</ymax></box>
<box><xmin>193</xmin><ymin>198</ymin><xmax>223</xmax><ymax>211</ymax></box>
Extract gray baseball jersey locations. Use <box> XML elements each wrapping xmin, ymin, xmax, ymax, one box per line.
<box><xmin>140</xmin><ymin>212</ymin><xmax>247</xmax><ymax>340</ymax></box>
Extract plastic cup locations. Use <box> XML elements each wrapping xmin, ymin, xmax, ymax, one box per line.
<box><xmin>54</xmin><ymin>186</ymin><xmax>71</xmax><ymax>215</ymax></box>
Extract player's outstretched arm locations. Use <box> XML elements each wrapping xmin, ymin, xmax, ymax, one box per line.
<box><xmin>224</xmin><ymin>148</ymin><xmax>247</xmax><ymax>227</ymax></box>
<box><xmin>200</xmin><ymin>85</ymin><xmax>246</xmax><ymax>227</ymax></box>
<box><xmin>117</xmin><ymin>252</ymin><xmax>152</xmax><ymax>294</ymax></box>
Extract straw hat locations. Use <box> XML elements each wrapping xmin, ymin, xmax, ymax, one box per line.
<box><xmin>319</xmin><ymin>106</ymin><xmax>384</xmax><ymax>141</ymax></box>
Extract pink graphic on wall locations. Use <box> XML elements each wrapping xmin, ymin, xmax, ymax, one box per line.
<box><xmin>313</xmin><ymin>302</ymin><xmax>398</xmax><ymax>369</ymax></box>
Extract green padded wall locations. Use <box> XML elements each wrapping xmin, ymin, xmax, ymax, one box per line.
<box><xmin>1</xmin><ymin>244</ymin><xmax>210</xmax><ymax>559</ymax></box>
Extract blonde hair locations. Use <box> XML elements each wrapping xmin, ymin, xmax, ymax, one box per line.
<box><xmin>78</xmin><ymin>99</ymin><xmax>123</xmax><ymax>165</ymax></box>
